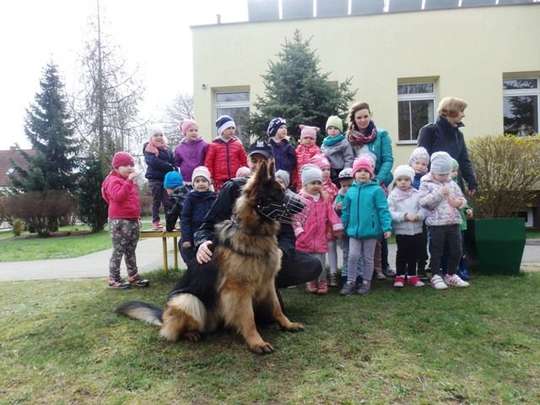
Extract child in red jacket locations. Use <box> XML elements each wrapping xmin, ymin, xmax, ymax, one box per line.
<box><xmin>101</xmin><ymin>152</ymin><xmax>149</xmax><ymax>289</ymax></box>
<box><xmin>204</xmin><ymin>115</ymin><xmax>247</xmax><ymax>191</ymax></box>
<box><xmin>294</xmin><ymin>164</ymin><xmax>343</xmax><ymax>295</ymax></box>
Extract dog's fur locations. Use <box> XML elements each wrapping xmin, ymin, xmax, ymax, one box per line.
<box><xmin>116</xmin><ymin>160</ymin><xmax>303</xmax><ymax>353</ymax></box>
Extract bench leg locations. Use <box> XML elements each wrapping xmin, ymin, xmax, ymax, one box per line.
<box><xmin>173</xmin><ymin>236</ymin><xmax>178</xmax><ymax>270</ymax></box>
<box><xmin>162</xmin><ymin>237</ymin><xmax>168</xmax><ymax>272</ymax></box>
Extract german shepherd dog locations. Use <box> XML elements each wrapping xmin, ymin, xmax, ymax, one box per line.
<box><xmin>116</xmin><ymin>160</ymin><xmax>305</xmax><ymax>354</ymax></box>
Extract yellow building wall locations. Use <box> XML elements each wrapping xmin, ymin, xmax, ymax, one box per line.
<box><xmin>192</xmin><ymin>4</ymin><xmax>540</xmax><ymax>165</ymax></box>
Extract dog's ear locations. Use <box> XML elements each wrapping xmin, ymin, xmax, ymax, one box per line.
<box><xmin>267</xmin><ymin>159</ymin><xmax>276</xmax><ymax>179</ymax></box>
<box><xmin>252</xmin><ymin>159</ymin><xmax>269</xmax><ymax>186</ymax></box>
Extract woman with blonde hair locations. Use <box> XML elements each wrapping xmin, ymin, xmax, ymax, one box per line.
<box><xmin>417</xmin><ymin>97</ymin><xmax>477</xmax><ymax>195</ymax></box>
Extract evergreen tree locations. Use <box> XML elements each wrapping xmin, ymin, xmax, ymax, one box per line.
<box><xmin>78</xmin><ymin>156</ymin><xmax>108</xmax><ymax>232</ymax></box>
<box><xmin>10</xmin><ymin>62</ymin><xmax>79</xmax><ymax>193</ymax></box>
<box><xmin>248</xmin><ymin>30</ymin><xmax>356</xmax><ymax>142</ymax></box>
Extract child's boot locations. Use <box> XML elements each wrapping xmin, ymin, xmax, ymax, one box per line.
<box><xmin>393</xmin><ymin>275</ymin><xmax>405</xmax><ymax>288</ymax></box>
<box><xmin>306</xmin><ymin>280</ymin><xmax>318</xmax><ymax>293</ymax></box>
<box><xmin>128</xmin><ymin>274</ymin><xmax>150</xmax><ymax>288</ymax></box>
<box><xmin>340</xmin><ymin>282</ymin><xmax>355</xmax><ymax>296</ymax></box>
<box><xmin>108</xmin><ymin>277</ymin><xmax>131</xmax><ymax>289</ymax></box>
<box><xmin>356</xmin><ymin>280</ymin><xmax>371</xmax><ymax>295</ymax></box>
<box><xmin>407</xmin><ymin>275</ymin><xmax>425</xmax><ymax>287</ymax></box>
<box><xmin>317</xmin><ymin>280</ymin><xmax>329</xmax><ymax>295</ymax></box>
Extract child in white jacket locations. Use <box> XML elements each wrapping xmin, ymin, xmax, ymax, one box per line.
<box><xmin>388</xmin><ymin>165</ymin><xmax>425</xmax><ymax>288</ymax></box>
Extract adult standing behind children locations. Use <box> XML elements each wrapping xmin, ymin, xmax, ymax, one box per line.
<box><xmin>347</xmin><ymin>102</ymin><xmax>395</xmax><ymax>277</ymax></box>
<box><xmin>174</xmin><ymin>119</ymin><xmax>208</xmax><ymax>185</ymax></box>
<box><xmin>417</xmin><ymin>97</ymin><xmax>477</xmax><ymax>195</ymax></box>
<box><xmin>204</xmin><ymin>115</ymin><xmax>247</xmax><ymax>191</ymax></box>
<box><xmin>144</xmin><ymin>127</ymin><xmax>176</xmax><ymax>230</ymax></box>
<box><xmin>268</xmin><ymin>117</ymin><xmax>296</xmax><ymax>183</ymax></box>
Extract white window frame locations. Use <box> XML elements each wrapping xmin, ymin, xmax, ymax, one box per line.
<box><xmin>502</xmin><ymin>76</ymin><xmax>540</xmax><ymax>135</ymax></box>
<box><xmin>397</xmin><ymin>82</ymin><xmax>436</xmax><ymax>145</ymax></box>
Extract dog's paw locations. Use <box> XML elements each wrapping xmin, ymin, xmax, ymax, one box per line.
<box><xmin>183</xmin><ymin>331</ymin><xmax>201</xmax><ymax>342</ymax></box>
<box><xmin>249</xmin><ymin>341</ymin><xmax>274</xmax><ymax>354</ymax></box>
<box><xmin>281</xmin><ymin>322</ymin><xmax>304</xmax><ymax>332</ymax></box>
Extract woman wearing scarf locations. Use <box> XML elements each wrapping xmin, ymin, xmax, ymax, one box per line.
<box><xmin>347</xmin><ymin>102</ymin><xmax>395</xmax><ymax>278</ymax></box>
<box><xmin>143</xmin><ymin>127</ymin><xmax>176</xmax><ymax>230</ymax></box>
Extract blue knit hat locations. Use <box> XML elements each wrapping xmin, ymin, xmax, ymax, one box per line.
<box><xmin>215</xmin><ymin>115</ymin><xmax>236</xmax><ymax>137</ymax></box>
<box><xmin>163</xmin><ymin>171</ymin><xmax>183</xmax><ymax>189</ymax></box>
<box><xmin>267</xmin><ymin>117</ymin><xmax>287</xmax><ymax>137</ymax></box>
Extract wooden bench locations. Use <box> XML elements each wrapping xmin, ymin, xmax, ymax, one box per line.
<box><xmin>139</xmin><ymin>230</ymin><xmax>181</xmax><ymax>271</ymax></box>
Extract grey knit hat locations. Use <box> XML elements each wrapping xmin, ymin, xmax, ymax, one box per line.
<box><xmin>301</xmin><ymin>164</ymin><xmax>323</xmax><ymax>186</ymax></box>
<box><xmin>408</xmin><ymin>147</ymin><xmax>430</xmax><ymax>166</ymax></box>
<box><xmin>430</xmin><ymin>151</ymin><xmax>452</xmax><ymax>175</ymax></box>
<box><xmin>275</xmin><ymin>169</ymin><xmax>290</xmax><ymax>188</ymax></box>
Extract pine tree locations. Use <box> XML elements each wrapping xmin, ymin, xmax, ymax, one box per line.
<box><xmin>10</xmin><ymin>62</ymin><xmax>79</xmax><ymax>193</ymax></box>
<box><xmin>78</xmin><ymin>156</ymin><xmax>108</xmax><ymax>232</ymax></box>
<box><xmin>248</xmin><ymin>30</ymin><xmax>356</xmax><ymax>142</ymax></box>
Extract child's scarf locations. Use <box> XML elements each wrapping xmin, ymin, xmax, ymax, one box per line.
<box><xmin>145</xmin><ymin>135</ymin><xmax>168</xmax><ymax>156</ymax></box>
<box><xmin>322</xmin><ymin>133</ymin><xmax>345</xmax><ymax>147</ymax></box>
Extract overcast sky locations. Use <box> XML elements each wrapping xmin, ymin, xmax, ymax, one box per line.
<box><xmin>0</xmin><ymin>0</ymin><xmax>247</xmax><ymax>149</ymax></box>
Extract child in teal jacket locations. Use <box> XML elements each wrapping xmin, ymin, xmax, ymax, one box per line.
<box><xmin>341</xmin><ymin>156</ymin><xmax>392</xmax><ymax>295</ymax></box>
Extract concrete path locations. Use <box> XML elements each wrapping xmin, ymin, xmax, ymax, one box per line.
<box><xmin>1</xmin><ymin>240</ymin><xmax>539</xmax><ymax>282</ymax></box>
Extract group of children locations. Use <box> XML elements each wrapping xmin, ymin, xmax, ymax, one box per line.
<box><xmin>102</xmin><ymin>112</ymin><xmax>472</xmax><ymax>294</ymax></box>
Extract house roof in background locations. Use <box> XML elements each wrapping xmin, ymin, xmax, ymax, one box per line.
<box><xmin>0</xmin><ymin>148</ymin><xmax>36</xmax><ymax>187</ymax></box>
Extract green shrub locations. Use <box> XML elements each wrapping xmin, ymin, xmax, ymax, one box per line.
<box><xmin>12</xmin><ymin>219</ymin><xmax>24</xmax><ymax>236</ymax></box>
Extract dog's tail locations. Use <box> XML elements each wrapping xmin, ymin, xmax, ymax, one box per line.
<box><xmin>115</xmin><ymin>301</ymin><xmax>163</xmax><ymax>326</ymax></box>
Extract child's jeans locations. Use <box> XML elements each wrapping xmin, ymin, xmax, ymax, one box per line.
<box><xmin>346</xmin><ymin>238</ymin><xmax>377</xmax><ymax>283</ymax></box>
<box><xmin>149</xmin><ymin>179</ymin><xmax>172</xmax><ymax>223</ymax></box>
<box><xmin>395</xmin><ymin>233</ymin><xmax>424</xmax><ymax>276</ymax></box>
<box><xmin>109</xmin><ymin>219</ymin><xmax>140</xmax><ymax>281</ymax></box>
<box><xmin>428</xmin><ymin>225</ymin><xmax>462</xmax><ymax>277</ymax></box>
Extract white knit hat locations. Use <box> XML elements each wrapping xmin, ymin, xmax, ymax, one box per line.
<box><xmin>393</xmin><ymin>165</ymin><xmax>415</xmax><ymax>181</ymax></box>
<box><xmin>192</xmin><ymin>166</ymin><xmax>212</xmax><ymax>183</ymax></box>
<box><xmin>408</xmin><ymin>147</ymin><xmax>430</xmax><ymax>166</ymax></box>
<box><xmin>430</xmin><ymin>152</ymin><xmax>452</xmax><ymax>175</ymax></box>
<box><xmin>301</xmin><ymin>164</ymin><xmax>323</xmax><ymax>186</ymax></box>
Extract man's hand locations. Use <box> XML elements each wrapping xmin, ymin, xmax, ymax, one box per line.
<box><xmin>196</xmin><ymin>241</ymin><xmax>213</xmax><ymax>264</ymax></box>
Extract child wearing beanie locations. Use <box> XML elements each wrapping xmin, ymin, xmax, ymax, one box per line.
<box><xmin>235</xmin><ymin>166</ymin><xmax>251</xmax><ymax>178</ymax></box>
<box><xmin>268</xmin><ymin>117</ymin><xmax>296</xmax><ymax>182</ymax></box>
<box><xmin>294</xmin><ymin>164</ymin><xmax>343</xmax><ymax>295</ymax></box>
<box><xmin>294</xmin><ymin>125</ymin><xmax>321</xmax><ymax>191</ymax></box>
<box><xmin>101</xmin><ymin>152</ymin><xmax>149</xmax><ymax>289</ymax></box>
<box><xmin>174</xmin><ymin>119</ymin><xmax>208</xmax><ymax>185</ymax></box>
<box><xmin>334</xmin><ymin>168</ymin><xmax>354</xmax><ymax>286</ymax></box>
<box><xmin>340</xmin><ymin>155</ymin><xmax>392</xmax><ymax>295</ymax></box>
<box><xmin>163</xmin><ymin>170</ymin><xmax>190</xmax><ymax>232</ymax></box>
<box><xmin>204</xmin><ymin>115</ymin><xmax>247</xmax><ymax>191</ymax></box>
<box><xmin>180</xmin><ymin>166</ymin><xmax>216</xmax><ymax>264</ymax></box>
<box><xmin>387</xmin><ymin>165</ymin><xmax>426</xmax><ymax>288</ymax></box>
<box><xmin>275</xmin><ymin>169</ymin><xmax>291</xmax><ymax>190</ymax></box>
<box><xmin>440</xmin><ymin>158</ymin><xmax>474</xmax><ymax>281</ymax></box>
<box><xmin>321</xmin><ymin>115</ymin><xmax>355</xmax><ymax>186</ymax></box>
<box><xmin>408</xmin><ymin>147</ymin><xmax>430</xmax><ymax>190</ymax></box>
<box><xmin>419</xmin><ymin>151</ymin><xmax>470</xmax><ymax>290</ymax></box>
<box><xmin>309</xmin><ymin>154</ymin><xmax>340</xmax><ymax>286</ymax></box>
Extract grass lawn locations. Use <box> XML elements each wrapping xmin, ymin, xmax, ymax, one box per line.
<box><xmin>1</xmin><ymin>271</ymin><xmax>539</xmax><ymax>403</ymax></box>
<box><xmin>0</xmin><ymin>226</ymin><xmax>111</xmax><ymax>262</ymax></box>
<box><xmin>527</xmin><ymin>230</ymin><xmax>540</xmax><ymax>239</ymax></box>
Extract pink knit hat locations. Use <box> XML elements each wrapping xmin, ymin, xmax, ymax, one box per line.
<box><xmin>352</xmin><ymin>155</ymin><xmax>375</xmax><ymax>178</ymax></box>
<box><xmin>180</xmin><ymin>119</ymin><xmax>198</xmax><ymax>136</ymax></box>
<box><xmin>309</xmin><ymin>154</ymin><xmax>331</xmax><ymax>169</ymax></box>
<box><xmin>299</xmin><ymin>125</ymin><xmax>319</xmax><ymax>140</ymax></box>
<box><xmin>112</xmin><ymin>151</ymin><xmax>135</xmax><ymax>169</ymax></box>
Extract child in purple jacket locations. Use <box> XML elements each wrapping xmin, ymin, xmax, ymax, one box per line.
<box><xmin>174</xmin><ymin>119</ymin><xmax>208</xmax><ymax>185</ymax></box>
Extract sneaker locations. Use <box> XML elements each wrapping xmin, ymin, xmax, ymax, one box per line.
<box><xmin>128</xmin><ymin>275</ymin><xmax>150</xmax><ymax>288</ymax></box>
<box><xmin>152</xmin><ymin>221</ymin><xmax>163</xmax><ymax>230</ymax></box>
<box><xmin>407</xmin><ymin>275</ymin><xmax>425</xmax><ymax>287</ymax></box>
<box><xmin>393</xmin><ymin>275</ymin><xmax>405</xmax><ymax>288</ymax></box>
<box><xmin>108</xmin><ymin>278</ymin><xmax>131</xmax><ymax>289</ymax></box>
<box><xmin>356</xmin><ymin>280</ymin><xmax>371</xmax><ymax>295</ymax></box>
<box><xmin>431</xmin><ymin>275</ymin><xmax>448</xmax><ymax>290</ymax></box>
<box><xmin>340</xmin><ymin>282</ymin><xmax>355</xmax><ymax>296</ymax></box>
<box><xmin>383</xmin><ymin>267</ymin><xmax>396</xmax><ymax>277</ymax></box>
<box><xmin>329</xmin><ymin>274</ymin><xmax>338</xmax><ymax>287</ymax></box>
<box><xmin>306</xmin><ymin>281</ymin><xmax>318</xmax><ymax>293</ymax></box>
<box><xmin>457</xmin><ymin>269</ymin><xmax>470</xmax><ymax>281</ymax></box>
<box><xmin>317</xmin><ymin>280</ymin><xmax>329</xmax><ymax>295</ymax></box>
<box><xmin>444</xmin><ymin>274</ymin><xmax>470</xmax><ymax>288</ymax></box>
<box><xmin>375</xmin><ymin>270</ymin><xmax>386</xmax><ymax>280</ymax></box>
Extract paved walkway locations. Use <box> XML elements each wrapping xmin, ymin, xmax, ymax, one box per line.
<box><xmin>1</xmin><ymin>240</ymin><xmax>539</xmax><ymax>282</ymax></box>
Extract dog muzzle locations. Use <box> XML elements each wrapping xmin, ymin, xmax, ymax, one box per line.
<box><xmin>256</xmin><ymin>190</ymin><xmax>307</xmax><ymax>224</ymax></box>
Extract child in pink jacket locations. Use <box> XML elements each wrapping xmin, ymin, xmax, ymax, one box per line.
<box><xmin>294</xmin><ymin>125</ymin><xmax>321</xmax><ymax>191</ymax></box>
<box><xmin>294</xmin><ymin>164</ymin><xmax>343</xmax><ymax>295</ymax></box>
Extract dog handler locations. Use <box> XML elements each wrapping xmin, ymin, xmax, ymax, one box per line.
<box><xmin>170</xmin><ymin>142</ymin><xmax>322</xmax><ymax>312</ymax></box>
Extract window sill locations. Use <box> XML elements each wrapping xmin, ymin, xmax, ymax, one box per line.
<box><xmin>396</xmin><ymin>140</ymin><xmax>418</xmax><ymax>145</ymax></box>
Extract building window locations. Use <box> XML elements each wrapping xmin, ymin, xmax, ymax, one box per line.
<box><xmin>398</xmin><ymin>82</ymin><xmax>435</xmax><ymax>143</ymax></box>
<box><xmin>215</xmin><ymin>91</ymin><xmax>250</xmax><ymax>143</ymax></box>
<box><xmin>503</xmin><ymin>78</ymin><xmax>539</xmax><ymax>136</ymax></box>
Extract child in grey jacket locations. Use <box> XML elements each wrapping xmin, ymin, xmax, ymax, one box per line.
<box><xmin>321</xmin><ymin>115</ymin><xmax>354</xmax><ymax>185</ymax></box>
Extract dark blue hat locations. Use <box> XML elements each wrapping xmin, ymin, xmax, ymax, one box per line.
<box><xmin>266</xmin><ymin>117</ymin><xmax>287</xmax><ymax>137</ymax></box>
<box><xmin>248</xmin><ymin>141</ymin><xmax>273</xmax><ymax>159</ymax></box>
